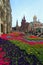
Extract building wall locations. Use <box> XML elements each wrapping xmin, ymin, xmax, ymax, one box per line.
<box><xmin>0</xmin><ymin>0</ymin><xmax>12</xmax><ymax>34</ymax></box>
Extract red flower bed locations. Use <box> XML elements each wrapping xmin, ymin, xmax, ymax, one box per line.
<box><xmin>0</xmin><ymin>47</ymin><xmax>10</xmax><ymax>65</ymax></box>
<box><xmin>0</xmin><ymin>32</ymin><xmax>25</xmax><ymax>40</ymax></box>
<box><xmin>0</xmin><ymin>33</ymin><xmax>43</xmax><ymax>45</ymax></box>
<box><xmin>0</xmin><ymin>34</ymin><xmax>7</xmax><ymax>40</ymax></box>
<box><xmin>29</xmin><ymin>35</ymin><xmax>38</xmax><ymax>38</ymax></box>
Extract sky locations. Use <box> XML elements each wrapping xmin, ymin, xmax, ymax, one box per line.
<box><xmin>10</xmin><ymin>0</ymin><xmax>43</xmax><ymax>27</ymax></box>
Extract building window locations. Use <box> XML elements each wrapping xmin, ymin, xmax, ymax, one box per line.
<box><xmin>1</xmin><ymin>24</ymin><xmax>3</xmax><ymax>32</ymax></box>
<box><xmin>36</xmin><ymin>28</ymin><xmax>41</xmax><ymax>33</ymax></box>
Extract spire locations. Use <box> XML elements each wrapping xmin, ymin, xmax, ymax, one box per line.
<box><xmin>16</xmin><ymin>20</ymin><xmax>18</xmax><ymax>31</ymax></box>
<box><xmin>23</xmin><ymin>16</ymin><xmax>25</xmax><ymax>20</ymax></box>
<box><xmin>16</xmin><ymin>20</ymin><xmax>18</xmax><ymax>27</ymax></box>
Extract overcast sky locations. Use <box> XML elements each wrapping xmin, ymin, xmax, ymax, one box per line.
<box><xmin>10</xmin><ymin>0</ymin><xmax>43</xmax><ymax>27</ymax></box>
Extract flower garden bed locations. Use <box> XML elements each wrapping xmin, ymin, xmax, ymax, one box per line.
<box><xmin>0</xmin><ymin>32</ymin><xmax>43</xmax><ymax>65</ymax></box>
<box><xmin>26</xmin><ymin>37</ymin><xmax>43</xmax><ymax>41</ymax></box>
<box><xmin>10</xmin><ymin>40</ymin><xmax>43</xmax><ymax>64</ymax></box>
<box><xmin>0</xmin><ymin>38</ymin><xmax>43</xmax><ymax>65</ymax></box>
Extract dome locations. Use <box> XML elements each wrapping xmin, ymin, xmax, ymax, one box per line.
<box><xmin>33</xmin><ymin>15</ymin><xmax>37</xmax><ymax>22</ymax></box>
<box><xmin>33</xmin><ymin>15</ymin><xmax>37</xmax><ymax>19</ymax></box>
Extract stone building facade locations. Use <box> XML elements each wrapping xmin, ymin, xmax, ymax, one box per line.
<box><xmin>20</xmin><ymin>16</ymin><xmax>43</xmax><ymax>33</ymax></box>
<box><xmin>0</xmin><ymin>0</ymin><xmax>12</xmax><ymax>34</ymax></box>
<box><xmin>12</xmin><ymin>15</ymin><xmax>43</xmax><ymax>34</ymax></box>
<box><xmin>31</xmin><ymin>16</ymin><xmax>43</xmax><ymax>33</ymax></box>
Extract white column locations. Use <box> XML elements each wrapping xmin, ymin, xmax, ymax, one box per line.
<box><xmin>41</xmin><ymin>26</ymin><xmax>43</xmax><ymax>33</ymax></box>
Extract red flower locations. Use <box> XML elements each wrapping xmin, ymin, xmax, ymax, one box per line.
<box><xmin>0</xmin><ymin>47</ymin><xmax>2</xmax><ymax>51</ymax></box>
<box><xmin>0</xmin><ymin>60</ymin><xmax>4</xmax><ymax>64</ymax></box>
<box><xmin>29</xmin><ymin>35</ymin><xmax>38</xmax><ymax>38</ymax></box>
<box><xmin>4</xmin><ymin>58</ymin><xmax>10</xmax><ymax>61</ymax></box>
<box><xmin>3</xmin><ymin>61</ymin><xmax>10</xmax><ymax>65</ymax></box>
<box><xmin>0</xmin><ymin>47</ymin><xmax>10</xmax><ymax>65</ymax></box>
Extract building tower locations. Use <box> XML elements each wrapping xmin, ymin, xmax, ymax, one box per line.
<box><xmin>0</xmin><ymin>0</ymin><xmax>12</xmax><ymax>34</ymax></box>
<box><xmin>33</xmin><ymin>15</ymin><xmax>37</xmax><ymax>22</ymax></box>
<box><xmin>16</xmin><ymin>20</ymin><xmax>18</xmax><ymax>31</ymax></box>
<box><xmin>21</xmin><ymin>16</ymin><xmax>26</xmax><ymax>32</ymax></box>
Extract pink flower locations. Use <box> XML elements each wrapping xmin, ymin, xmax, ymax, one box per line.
<box><xmin>4</xmin><ymin>58</ymin><xmax>10</xmax><ymax>61</ymax></box>
<box><xmin>0</xmin><ymin>47</ymin><xmax>2</xmax><ymax>51</ymax></box>
<box><xmin>2</xmin><ymin>61</ymin><xmax>10</xmax><ymax>65</ymax></box>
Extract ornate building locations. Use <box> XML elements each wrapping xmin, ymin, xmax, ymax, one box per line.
<box><xmin>30</xmin><ymin>15</ymin><xmax>43</xmax><ymax>33</ymax></box>
<box><xmin>20</xmin><ymin>15</ymin><xmax>43</xmax><ymax>33</ymax></box>
<box><xmin>12</xmin><ymin>15</ymin><xmax>43</xmax><ymax>34</ymax></box>
<box><xmin>20</xmin><ymin>16</ymin><xmax>30</xmax><ymax>32</ymax></box>
<box><xmin>0</xmin><ymin>0</ymin><xmax>12</xmax><ymax>34</ymax></box>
